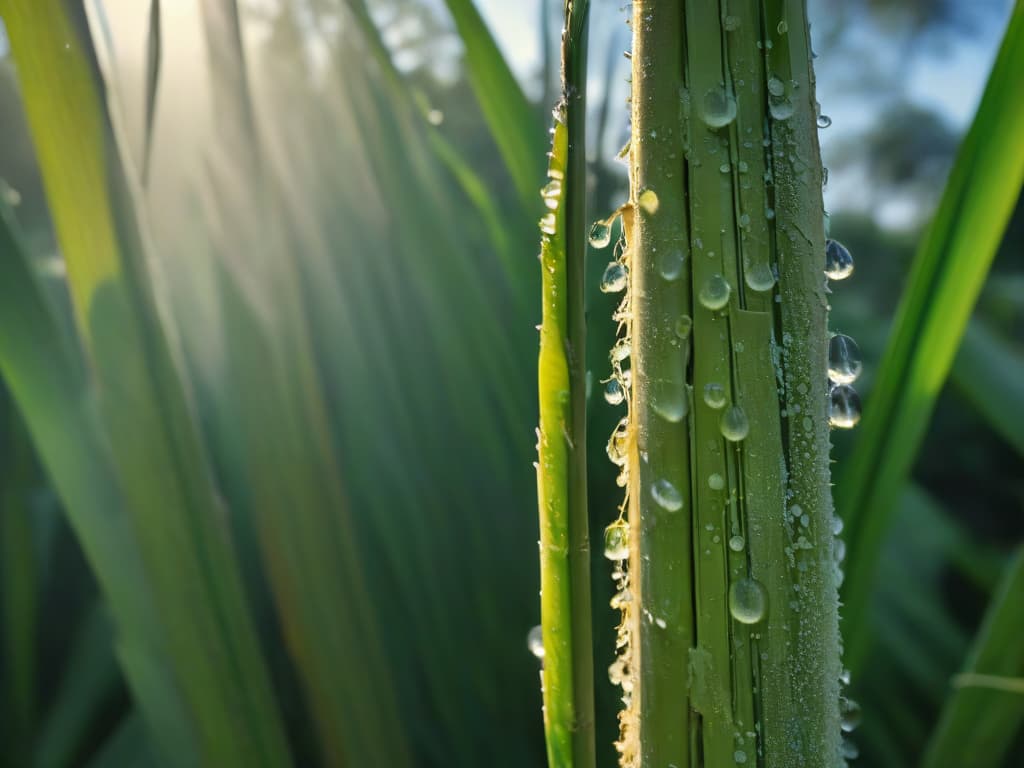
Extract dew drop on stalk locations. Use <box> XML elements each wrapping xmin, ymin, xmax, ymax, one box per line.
<box><xmin>604</xmin><ymin>378</ymin><xmax>625</xmax><ymax>405</ymax></box>
<box><xmin>703</xmin><ymin>382</ymin><xmax>728</xmax><ymax>409</ymax></box>
<box><xmin>527</xmin><ymin>625</ymin><xmax>545</xmax><ymax>659</ymax></box>
<box><xmin>540</xmin><ymin>179</ymin><xmax>562</xmax><ymax>210</ymax></box>
<box><xmin>652</xmin><ymin>386</ymin><xmax>688</xmax><ymax>423</ymax></box>
<box><xmin>604</xmin><ymin>519</ymin><xmax>630</xmax><ymax>561</ymax></box>
<box><xmin>829</xmin><ymin>385</ymin><xmax>862</xmax><ymax>429</ymax></box>
<box><xmin>589</xmin><ymin>220</ymin><xmax>612</xmax><ymax>248</ymax></box>
<box><xmin>840</xmin><ymin>668</ymin><xmax>852</xmax><ymax>685</ymax></box>
<box><xmin>659</xmin><ymin>248</ymin><xmax>685</xmax><ymax>281</ymax></box>
<box><xmin>638</xmin><ymin>188</ymin><xmax>660</xmax><ymax>214</ymax></box>
<box><xmin>601</xmin><ymin>262</ymin><xmax>628</xmax><ymax>293</ymax></box>
<box><xmin>607</xmin><ymin>418</ymin><xmax>629</xmax><ymax>465</ymax></box>
<box><xmin>651</xmin><ymin>478</ymin><xmax>684</xmax><ymax>512</ymax></box>
<box><xmin>817</xmin><ymin>113</ymin><xmax>832</xmax><ymax>129</ymax></box>
<box><xmin>840</xmin><ymin>697</ymin><xmax>862</xmax><ymax>732</ymax></box>
<box><xmin>734</xmin><ymin>750</ymin><xmax>748</xmax><ymax>765</ymax></box>
<box><xmin>729</xmin><ymin>535</ymin><xmax>746</xmax><ymax>552</ymax></box>
<box><xmin>769</xmin><ymin>95</ymin><xmax>794</xmax><ymax>121</ymax></box>
<box><xmin>699</xmin><ymin>273</ymin><xmax>732</xmax><ymax>311</ymax></box>
<box><xmin>828</xmin><ymin>333</ymin><xmax>863</xmax><ymax>384</ymax></box>
<box><xmin>675</xmin><ymin>314</ymin><xmax>693</xmax><ymax>339</ymax></box>
<box><xmin>825</xmin><ymin>238</ymin><xmax>854</xmax><ymax>280</ymax></box>
<box><xmin>701</xmin><ymin>85</ymin><xmax>738</xmax><ymax>128</ymax></box>
<box><xmin>767</xmin><ymin>76</ymin><xmax>785</xmax><ymax>97</ymax></box>
<box><xmin>720</xmin><ymin>405</ymin><xmax>750</xmax><ymax>442</ymax></box>
<box><xmin>776</xmin><ymin>19</ymin><xmax>788</xmax><ymax>34</ymax></box>
<box><xmin>610</xmin><ymin>339</ymin><xmax>631</xmax><ymax>363</ymax></box>
<box><xmin>729</xmin><ymin>577</ymin><xmax>767</xmax><ymax>624</ymax></box>
<box><xmin>708</xmin><ymin>473</ymin><xmax>725</xmax><ymax>491</ymax></box>
<box><xmin>539</xmin><ymin>212</ymin><xmax>556</xmax><ymax>235</ymax></box>
<box><xmin>840</xmin><ymin>739</ymin><xmax>859</xmax><ymax>760</ymax></box>
<box><xmin>745</xmin><ymin>261</ymin><xmax>776</xmax><ymax>292</ymax></box>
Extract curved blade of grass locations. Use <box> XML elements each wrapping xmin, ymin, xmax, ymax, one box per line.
<box><xmin>441</xmin><ymin>0</ymin><xmax>544</xmax><ymax>208</ymax></box>
<box><xmin>951</xmin><ymin>319</ymin><xmax>1024</xmax><ymax>460</ymax></box>
<box><xmin>921</xmin><ymin>545</ymin><xmax>1024</xmax><ymax>768</ymax></box>
<box><xmin>536</xmin><ymin>2</ymin><xmax>594</xmax><ymax>766</ymax></box>
<box><xmin>141</xmin><ymin>0</ymin><xmax>161</xmax><ymax>185</ymax></box>
<box><xmin>837</xmin><ymin>0</ymin><xmax>1024</xmax><ymax>673</ymax></box>
<box><xmin>0</xmin><ymin>196</ymin><xmax>196</xmax><ymax>768</ymax></box>
<box><xmin>0</xmin><ymin>3</ymin><xmax>292</xmax><ymax>764</ymax></box>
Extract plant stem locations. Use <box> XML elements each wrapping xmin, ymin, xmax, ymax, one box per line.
<box><xmin>537</xmin><ymin>2</ymin><xmax>594</xmax><ymax>766</ymax></box>
<box><xmin>619</xmin><ymin>1</ymin><xmax>841</xmax><ymax>765</ymax></box>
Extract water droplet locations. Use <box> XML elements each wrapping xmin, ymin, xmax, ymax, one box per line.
<box><xmin>604</xmin><ymin>519</ymin><xmax>629</xmax><ymax>561</ymax></box>
<box><xmin>828</xmin><ymin>333</ymin><xmax>862</xmax><ymax>384</ymax></box>
<box><xmin>701</xmin><ymin>86</ymin><xmax>737</xmax><ymax>129</ymax></box>
<box><xmin>767</xmin><ymin>76</ymin><xmax>786</xmax><ymax>97</ymax></box>
<box><xmin>840</xmin><ymin>697</ymin><xmax>861</xmax><ymax>732</ymax></box>
<box><xmin>703</xmin><ymin>382</ymin><xmax>728</xmax><ymax>409</ymax></box>
<box><xmin>659</xmin><ymin>248</ymin><xmax>685</xmax><ymax>281</ymax></box>
<box><xmin>708</xmin><ymin>473</ymin><xmax>725</xmax><ymax>491</ymax></box>
<box><xmin>769</xmin><ymin>96</ymin><xmax>794</xmax><ymax>121</ymax></box>
<box><xmin>652</xmin><ymin>386</ymin><xmax>688</xmax><ymax>423</ymax></box>
<box><xmin>776</xmin><ymin>20</ymin><xmax>788</xmax><ymax>34</ymax></box>
<box><xmin>540</xmin><ymin>212</ymin><xmax>556</xmax><ymax>235</ymax></box>
<box><xmin>720</xmin><ymin>162</ymin><xmax>730</xmax><ymax>174</ymax></box>
<box><xmin>675</xmin><ymin>315</ymin><xmax>693</xmax><ymax>339</ymax></box>
<box><xmin>589</xmin><ymin>220</ymin><xmax>612</xmax><ymax>248</ymax></box>
<box><xmin>540</xmin><ymin>179</ymin><xmax>562</xmax><ymax>210</ymax></box>
<box><xmin>527</xmin><ymin>625</ymin><xmax>544</xmax><ymax>658</ymax></box>
<box><xmin>638</xmin><ymin>188</ymin><xmax>660</xmax><ymax>214</ymax></box>
<box><xmin>825</xmin><ymin>239</ymin><xmax>854</xmax><ymax>280</ymax></box>
<box><xmin>745</xmin><ymin>261</ymin><xmax>776</xmax><ymax>292</ymax></box>
<box><xmin>729</xmin><ymin>535</ymin><xmax>746</xmax><ymax>552</ymax></box>
<box><xmin>829</xmin><ymin>385</ymin><xmax>861</xmax><ymax>429</ymax></box>
<box><xmin>723</xmin><ymin>15</ymin><xmax>740</xmax><ymax>31</ymax></box>
<box><xmin>604</xmin><ymin>378</ymin><xmax>625</xmax><ymax>405</ymax></box>
<box><xmin>601</xmin><ymin>262</ymin><xmax>628</xmax><ymax>293</ymax></box>
<box><xmin>840</xmin><ymin>739</ymin><xmax>859</xmax><ymax>760</ymax></box>
<box><xmin>729</xmin><ymin>577</ymin><xmax>767</xmax><ymax>624</ymax></box>
<box><xmin>699</xmin><ymin>274</ymin><xmax>732</xmax><ymax>311</ymax></box>
<box><xmin>427</xmin><ymin>109</ymin><xmax>444</xmax><ymax>126</ymax></box>
<box><xmin>734</xmin><ymin>750</ymin><xmax>748</xmax><ymax>765</ymax></box>
<box><xmin>817</xmin><ymin>113</ymin><xmax>832</xmax><ymax>129</ymax></box>
<box><xmin>720</xmin><ymin>405</ymin><xmax>750</xmax><ymax>442</ymax></box>
<box><xmin>607</xmin><ymin>418</ymin><xmax>629</xmax><ymax>465</ymax></box>
<box><xmin>610</xmin><ymin>339</ymin><xmax>631</xmax><ymax>363</ymax></box>
<box><xmin>651</xmin><ymin>478</ymin><xmax>683</xmax><ymax>512</ymax></box>
<box><xmin>840</xmin><ymin>668</ymin><xmax>852</xmax><ymax>685</ymax></box>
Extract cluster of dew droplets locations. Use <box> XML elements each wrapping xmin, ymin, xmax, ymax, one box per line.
<box><xmin>592</xmin><ymin>196</ymin><xmax>641</xmax><ymax>767</ymax></box>
<box><xmin>824</xmin><ymin>240</ymin><xmax>862</xmax><ymax>431</ymax></box>
<box><xmin>822</xmin><ymin>238</ymin><xmax>862</xmax><ymax>760</ymax></box>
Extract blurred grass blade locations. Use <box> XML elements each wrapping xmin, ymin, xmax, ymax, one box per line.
<box><xmin>35</xmin><ymin>603</ymin><xmax>121</xmax><ymax>768</ymax></box>
<box><xmin>86</xmin><ymin>713</ymin><xmax>154</xmax><ymax>768</ymax></box>
<box><xmin>951</xmin><ymin>319</ymin><xmax>1024</xmax><ymax>459</ymax></box>
<box><xmin>0</xmin><ymin>191</ymin><xmax>196</xmax><ymax>768</ymax></box>
<box><xmin>536</xmin><ymin>2</ymin><xmax>594</xmax><ymax>767</ymax></box>
<box><xmin>922</xmin><ymin>545</ymin><xmax>1024</xmax><ymax>768</ymax></box>
<box><xmin>0</xmin><ymin>389</ymin><xmax>36</xmax><ymax>767</ymax></box>
<box><xmin>837</xmin><ymin>0</ymin><xmax>1024</xmax><ymax>671</ymax></box>
<box><xmin>441</xmin><ymin>0</ymin><xmax>544</xmax><ymax>207</ymax></box>
<box><xmin>141</xmin><ymin>0</ymin><xmax>161</xmax><ymax>184</ymax></box>
<box><xmin>0</xmin><ymin>2</ymin><xmax>292</xmax><ymax>764</ymax></box>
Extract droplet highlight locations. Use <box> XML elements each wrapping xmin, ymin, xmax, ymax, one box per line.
<box><xmin>703</xmin><ymin>382</ymin><xmax>728</xmax><ymax>410</ymax></box>
<box><xmin>601</xmin><ymin>262</ymin><xmax>628</xmax><ymax>293</ymax></box>
<box><xmin>651</xmin><ymin>478</ymin><xmax>683</xmax><ymax>512</ymax></box>
<box><xmin>604</xmin><ymin>520</ymin><xmax>629</xmax><ymax>561</ymax></box>
<box><xmin>829</xmin><ymin>385</ymin><xmax>861</xmax><ymax>429</ymax></box>
<box><xmin>699</xmin><ymin>274</ymin><xmax>732</xmax><ymax>311</ymax></box>
<box><xmin>729</xmin><ymin>577</ymin><xmax>767</xmax><ymax>624</ymax></box>
<box><xmin>828</xmin><ymin>333</ymin><xmax>862</xmax><ymax>384</ymax></box>
<box><xmin>589</xmin><ymin>220</ymin><xmax>612</xmax><ymax>248</ymax></box>
<box><xmin>825</xmin><ymin>239</ymin><xmax>854</xmax><ymax>280</ymax></box>
<box><xmin>720</xmin><ymin>405</ymin><xmax>750</xmax><ymax>442</ymax></box>
<box><xmin>527</xmin><ymin>625</ymin><xmax>545</xmax><ymax>659</ymax></box>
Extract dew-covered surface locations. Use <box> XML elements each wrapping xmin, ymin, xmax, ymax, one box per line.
<box><xmin>601</xmin><ymin>1</ymin><xmax>851</xmax><ymax>765</ymax></box>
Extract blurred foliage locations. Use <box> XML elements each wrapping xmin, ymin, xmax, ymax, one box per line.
<box><xmin>0</xmin><ymin>0</ymin><xmax>1021</xmax><ymax>766</ymax></box>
